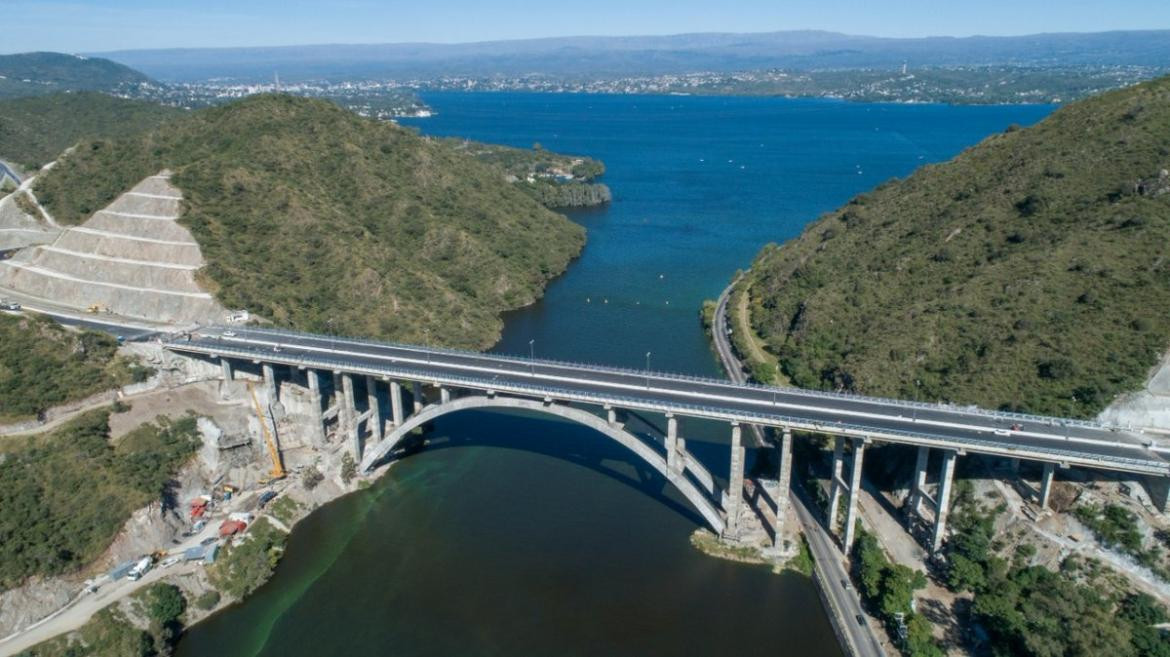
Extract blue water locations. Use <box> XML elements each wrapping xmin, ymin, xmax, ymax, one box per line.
<box><xmin>177</xmin><ymin>93</ymin><xmax>1053</xmax><ymax>657</ymax></box>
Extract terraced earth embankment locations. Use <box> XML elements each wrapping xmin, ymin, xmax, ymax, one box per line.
<box><xmin>0</xmin><ymin>172</ymin><xmax>223</xmax><ymax>323</ymax></box>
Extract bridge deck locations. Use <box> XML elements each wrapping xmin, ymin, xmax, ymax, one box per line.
<box><xmin>163</xmin><ymin>326</ymin><xmax>1169</xmax><ymax>476</ymax></box>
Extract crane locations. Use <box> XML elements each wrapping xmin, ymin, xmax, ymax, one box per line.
<box><xmin>247</xmin><ymin>382</ymin><xmax>285</xmax><ymax>484</ymax></box>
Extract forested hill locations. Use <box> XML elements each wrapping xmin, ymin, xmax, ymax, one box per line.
<box><xmin>0</xmin><ymin>52</ymin><xmax>152</xmax><ymax>99</ymax></box>
<box><xmin>0</xmin><ymin>92</ymin><xmax>183</xmax><ymax>170</ymax></box>
<box><xmin>737</xmin><ymin>75</ymin><xmax>1170</xmax><ymax>418</ymax></box>
<box><xmin>34</xmin><ymin>94</ymin><xmax>586</xmax><ymax>348</ymax></box>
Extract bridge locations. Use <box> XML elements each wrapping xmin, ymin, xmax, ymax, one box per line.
<box><xmin>164</xmin><ymin>325</ymin><xmax>1170</xmax><ymax>553</ymax></box>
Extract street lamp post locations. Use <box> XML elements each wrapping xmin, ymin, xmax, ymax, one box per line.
<box><xmin>529</xmin><ymin>339</ymin><xmax>535</xmax><ymax>376</ymax></box>
<box><xmin>645</xmin><ymin>351</ymin><xmax>652</xmax><ymax>390</ymax></box>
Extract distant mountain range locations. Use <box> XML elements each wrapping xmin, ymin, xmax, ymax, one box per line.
<box><xmin>0</xmin><ymin>52</ymin><xmax>152</xmax><ymax>98</ymax></box>
<box><xmin>94</xmin><ymin>30</ymin><xmax>1170</xmax><ymax>82</ymax></box>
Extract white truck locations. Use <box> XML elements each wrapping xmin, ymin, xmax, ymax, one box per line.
<box><xmin>127</xmin><ymin>557</ymin><xmax>153</xmax><ymax>581</ymax></box>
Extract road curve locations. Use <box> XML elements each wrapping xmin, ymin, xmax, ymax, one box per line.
<box><xmin>712</xmin><ymin>278</ymin><xmax>885</xmax><ymax>657</ymax></box>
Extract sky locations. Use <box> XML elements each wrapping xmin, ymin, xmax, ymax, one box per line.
<box><xmin>3</xmin><ymin>0</ymin><xmax>1168</xmax><ymax>54</ymax></box>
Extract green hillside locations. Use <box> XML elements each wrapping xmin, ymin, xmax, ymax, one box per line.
<box><xmin>0</xmin><ymin>52</ymin><xmax>151</xmax><ymax>100</ymax></box>
<box><xmin>0</xmin><ymin>313</ymin><xmax>148</xmax><ymax>423</ymax></box>
<box><xmin>0</xmin><ymin>410</ymin><xmax>199</xmax><ymax>589</ymax></box>
<box><xmin>0</xmin><ymin>92</ymin><xmax>183</xmax><ymax>170</ymax></box>
<box><xmin>737</xmin><ymin>75</ymin><xmax>1170</xmax><ymax>418</ymax></box>
<box><xmin>35</xmin><ymin>94</ymin><xmax>586</xmax><ymax>348</ymax></box>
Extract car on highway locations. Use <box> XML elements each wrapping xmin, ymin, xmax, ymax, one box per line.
<box><xmin>0</xmin><ymin>300</ymin><xmax>20</xmax><ymax>311</ymax></box>
<box><xmin>856</xmin><ymin>614</ymin><xmax>866</xmax><ymax>626</ymax></box>
<box><xmin>222</xmin><ymin>330</ymin><xmax>237</xmax><ymax>337</ymax></box>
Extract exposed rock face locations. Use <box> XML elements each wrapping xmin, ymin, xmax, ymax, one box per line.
<box><xmin>0</xmin><ymin>171</ymin><xmax>223</xmax><ymax>323</ymax></box>
<box><xmin>1135</xmin><ymin>169</ymin><xmax>1170</xmax><ymax>197</ymax></box>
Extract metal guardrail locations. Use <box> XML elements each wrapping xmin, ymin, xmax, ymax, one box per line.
<box><xmin>190</xmin><ymin>325</ymin><xmax>1117</xmax><ymax>432</ymax></box>
<box><xmin>166</xmin><ymin>340</ymin><xmax>1167</xmax><ymax>474</ymax></box>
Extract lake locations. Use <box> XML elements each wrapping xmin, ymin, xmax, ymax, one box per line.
<box><xmin>176</xmin><ymin>92</ymin><xmax>1053</xmax><ymax>657</ymax></box>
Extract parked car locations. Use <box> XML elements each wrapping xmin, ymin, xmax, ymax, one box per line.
<box><xmin>0</xmin><ymin>300</ymin><xmax>20</xmax><ymax>311</ymax></box>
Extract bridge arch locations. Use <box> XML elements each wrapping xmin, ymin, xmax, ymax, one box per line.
<box><xmin>360</xmin><ymin>395</ymin><xmax>725</xmax><ymax>534</ymax></box>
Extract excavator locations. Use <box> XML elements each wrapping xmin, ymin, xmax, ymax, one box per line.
<box><xmin>247</xmin><ymin>382</ymin><xmax>286</xmax><ymax>485</ymax></box>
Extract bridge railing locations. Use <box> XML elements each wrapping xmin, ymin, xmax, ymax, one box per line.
<box><xmin>165</xmin><ymin>340</ymin><xmax>1164</xmax><ymax>472</ymax></box>
<box><xmin>184</xmin><ymin>325</ymin><xmax>1118</xmax><ymax>433</ymax></box>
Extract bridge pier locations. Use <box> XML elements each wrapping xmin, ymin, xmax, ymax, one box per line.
<box><xmin>774</xmin><ymin>428</ymin><xmax>793</xmax><ymax>548</ymax></box>
<box><xmin>220</xmin><ymin>357</ymin><xmax>234</xmax><ymax>382</ymax></box>
<box><xmin>723</xmin><ymin>422</ymin><xmax>745</xmax><ymax>539</ymax></box>
<box><xmin>366</xmin><ymin>376</ymin><xmax>383</xmax><ymax>442</ymax></box>
<box><xmin>1038</xmin><ymin>462</ymin><xmax>1055</xmax><ymax>509</ymax></box>
<box><xmin>842</xmin><ymin>438</ymin><xmax>867</xmax><ymax>550</ymax></box>
<box><xmin>606</xmin><ymin>404</ymin><xmax>617</xmax><ymax>426</ymax></box>
<box><xmin>439</xmin><ymin>385</ymin><xmax>451</xmax><ymax>404</ymax></box>
<box><xmin>828</xmin><ymin>436</ymin><xmax>846</xmax><ymax>531</ymax></box>
<box><xmin>262</xmin><ymin>363</ymin><xmax>277</xmax><ymax>403</ymax></box>
<box><xmin>306</xmin><ymin>369</ymin><xmax>326</xmax><ymax>446</ymax></box>
<box><xmin>931</xmin><ymin>450</ymin><xmax>957</xmax><ymax>552</ymax></box>
<box><xmin>910</xmin><ymin>445</ymin><xmax>929</xmax><ymax>519</ymax></box>
<box><xmin>341</xmin><ymin>374</ymin><xmax>360</xmax><ymax>460</ymax></box>
<box><xmin>389</xmin><ymin>381</ymin><xmax>404</xmax><ymax>426</ymax></box>
<box><xmin>665</xmin><ymin>413</ymin><xmax>680</xmax><ymax>473</ymax></box>
<box><xmin>411</xmin><ymin>381</ymin><xmax>423</xmax><ymax>414</ymax></box>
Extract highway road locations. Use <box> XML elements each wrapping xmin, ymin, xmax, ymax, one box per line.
<box><xmin>165</xmin><ymin>325</ymin><xmax>1168</xmax><ymax>476</ymax></box>
<box><xmin>713</xmin><ymin>279</ymin><xmax>885</xmax><ymax>657</ymax></box>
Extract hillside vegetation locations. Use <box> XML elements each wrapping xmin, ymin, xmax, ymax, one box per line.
<box><xmin>0</xmin><ymin>52</ymin><xmax>151</xmax><ymax>100</ymax></box>
<box><xmin>0</xmin><ymin>410</ymin><xmax>200</xmax><ymax>589</ymax></box>
<box><xmin>35</xmin><ymin>94</ymin><xmax>586</xmax><ymax>348</ymax></box>
<box><xmin>0</xmin><ymin>92</ymin><xmax>182</xmax><ymax>169</ymax></box>
<box><xmin>738</xmin><ymin>75</ymin><xmax>1170</xmax><ymax>418</ymax></box>
<box><xmin>0</xmin><ymin>314</ymin><xmax>149</xmax><ymax>423</ymax></box>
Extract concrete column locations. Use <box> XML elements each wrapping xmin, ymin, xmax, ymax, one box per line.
<box><xmin>724</xmin><ymin>422</ymin><xmax>745</xmax><ymax>539</ymax></box>
<box><xmin>606</xmin><ymin>405</ymin><xmax>617</xmax><ymax>426</ymax></box>
<box><xmin>389</xmin><ymin>381</ymin><xmax>404</xmax><ymax>426</ymax></box>
<box><xmin>931</xmin><ymin>450</ymin><xmax>957</xmax><ymax>553</ymax></box>
<box><xmin>828</xmin><ymin>436</ymin><xmax>846</xmax><ymax>531</ymax></box>
<box><xmin>341</xmin><ymin>374</ymin><xmax>360</xmax><ymax>459</ymax></box>
<box><xmin>665</xmin><ymin>413</ymin><xmax>679</xmax><ymax>472</ymax></box>
<box><xmin>262</xmin><ymin>363</ymin><xmax>277</xmax><ymax>401</ymax></box>
<box><xmin>1038</xmin><ymin>462</ymin><xmax>1055</xmax><ymax>509</ymax></box>
<box><xmin>365</xmin><ymin>376</ymin><xmax>382</xmax><ymax>442</ymax></box>
<box><xmin>842</xmin><ymin>438</ymin><xmax>866</xmax><ymax>550</ymax></box>
<box><xmin>306</xmin><ymin>369</ymin><xmax>325</xmax><ymax>446</ymax></box>
<box><xmin>439</xmin><ymin>385</ymin><xmax>451</xmax><ymax>404</ymax></box>
<box><xmin>411</xmin><ymin>381</ymin><xmax>423</xmax><ymax>413</ymax></box>
<box><xmin>911</xmin><ymin>445</ymin><xmax>929</xmax><ymax>518</ymax></box>
<box><xmin>774</xmin><ymin>428</ymin><xmax>794</xmax><ymax>547</ymax></box>
<box><xmin>220</xmin><ymin>358</ymin><xmax>234</xmax><ymax>382</ymax></box>
<box><xmin>307</xmin><ymin>369</ymin><xmax>321</xmax><ymax>402</ymax></box>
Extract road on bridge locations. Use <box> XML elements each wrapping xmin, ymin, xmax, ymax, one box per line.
<box><xmin>168</xmin><ymin>325</ymin><xmax>1167</xmax><ymax>476</ymax></box>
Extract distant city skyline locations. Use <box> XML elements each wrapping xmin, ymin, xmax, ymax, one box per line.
<box><xmin>4</xmin><ymin>0</ymin><xmax>1169</xmax><ymax>54</ymax></box>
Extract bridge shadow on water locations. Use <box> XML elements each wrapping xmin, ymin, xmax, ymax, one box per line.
<box><xmin>381</xmin><ymin>407</ymin><xmax>716</xmax><ymax>530</ymax></box>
